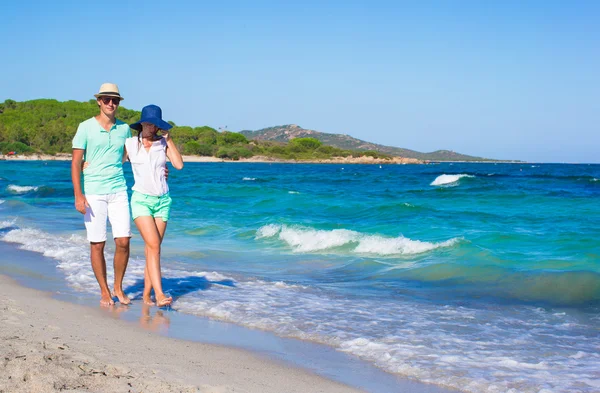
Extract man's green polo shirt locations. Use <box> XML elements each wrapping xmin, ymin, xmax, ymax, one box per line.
<box><xmin>72</xmin><ymin>117</ymin><xmax>132</xmax><ymax>195</ymax></box>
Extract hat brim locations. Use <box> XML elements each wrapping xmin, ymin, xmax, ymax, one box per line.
<box><xmin>130</xmin><ymin>117</ymin><xmax>173</xmax><ymax>132</ymax></box>
<box><xmin>94</xmin><ymin>93</ymin><xmax>124</xmax><ymax>100</ymax></box>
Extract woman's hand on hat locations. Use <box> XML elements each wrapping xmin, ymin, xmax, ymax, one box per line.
<box><xmin>162</xmin><ymin>131</ymin><xmax>171</xmax><ymax>142</ymax></box>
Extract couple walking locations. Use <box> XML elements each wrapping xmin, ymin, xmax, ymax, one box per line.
<box><xmin>71</xmin><ymin>83</ymin><xmax>183</xmax><ymax>307</ymax></box>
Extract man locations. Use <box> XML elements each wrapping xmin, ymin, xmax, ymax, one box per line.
<box><xmin>71</xmin><ymin>83</ymin><xmax>132</xmax><ymax>306</ymax></box>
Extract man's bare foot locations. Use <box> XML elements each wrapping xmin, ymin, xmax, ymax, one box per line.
<box><xmin>156</xmin><ymin>294</ymin><xmax>173</xmax><ymax>307</ymax></box>
<box><xmin>113</xmin><ymin>288</ymin><xmax>131</xmax><ymax>305</ymax></box>
<box><xmin>100</xmin><ymin>294</ymin><xmax>115</xmax><ymax>307</ymax></box>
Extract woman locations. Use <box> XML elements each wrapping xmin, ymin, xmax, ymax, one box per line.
<box><xmin>126</xmin><ymin>105</ymin><xmax>183</xmax><ymax>306</ymax></box>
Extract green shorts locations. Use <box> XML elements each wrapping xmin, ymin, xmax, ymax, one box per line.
<box><xmin>131</xmin><ymin>191</ymin><xmax>172</xmax><ymax>221</ymax></box>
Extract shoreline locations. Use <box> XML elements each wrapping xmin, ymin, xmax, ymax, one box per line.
<box><xmin>0</xmin><ymin>153</ymin><xmax>560</xmax><ymax>164</ymax></box>
<box><xmin>0</xmin><ymin>239</ymin><xmax>455</xmax><ymax>393</ymax></box>
<box><xmin>0</xmin><ymin>153</ymin><xmax>424</xmax><ymax>164</ymax></box>
<box><xmin>0</xmin><ymin>274</ymin><xmax>366</xmax><ymax>393</ymax></box>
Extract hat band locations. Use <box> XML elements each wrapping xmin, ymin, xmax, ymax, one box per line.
<box><xmin>98</xmin><ymin>92</ymin><xmax>121</xmax><ymax>96</ymax></box>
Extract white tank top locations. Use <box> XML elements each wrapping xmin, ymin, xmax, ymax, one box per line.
<box><xmin>125</xmin><ymin>137</ymin><xmax>169</xmax><ymax>196</ymax></box>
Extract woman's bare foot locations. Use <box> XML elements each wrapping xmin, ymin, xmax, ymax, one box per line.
<box><xmin>112</xmin><ymin>288</ymin><xmax>131</xmax><ymax>305</ymax></box>
<box><xmin>156</xmin><ymin>294</ymin><xmax>173</xmax><ymax>307</ymax></box>
<box><xmin>143</xmin><ymin>296</ymin><xmax>155</xmax><ymax>306</ymax></box>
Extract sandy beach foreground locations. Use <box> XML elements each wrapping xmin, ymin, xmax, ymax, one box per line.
<box><xmin>0</xmin><ymin>274</ymin><xmax>363</xmax><ymax>393</ymax></box>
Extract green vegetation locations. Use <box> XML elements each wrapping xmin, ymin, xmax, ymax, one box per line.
<box><xmin>0</xmin><ymin>99</ymin><xmax>139</xmax><ymax>155</ymax></box>
<box><xmin>0</xmin><ymin>99</ymin><xmax>395</xmax><ymax>161</ymax></box>
<box><xmin>0</xmin><ymin>141</ymin><xmax>34</xmax><ymax>154</ymax></box>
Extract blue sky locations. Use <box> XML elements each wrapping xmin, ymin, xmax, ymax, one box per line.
<box><xmin>1</xmin><ymin>1</ymin><xmax>598</xmax><ymax>162</ymax></box>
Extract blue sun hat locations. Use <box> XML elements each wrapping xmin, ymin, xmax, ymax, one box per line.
<box><xmin>130</xmin><ymin>105</ymin><xmax>173</xmax><ymax>132</ymax></box>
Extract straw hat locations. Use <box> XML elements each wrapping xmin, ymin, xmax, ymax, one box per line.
<box><xmin>94</xmin><ymin>83</ymin><xmax>124</xmax><ymax>100</ymax></box>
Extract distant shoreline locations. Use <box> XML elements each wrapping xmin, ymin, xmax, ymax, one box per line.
<box><xmin>0</xmin><ymin>153</ymin><xmax>537</xmax><ymax>164</ymax></box>
<box><xmin>0</xmin><ymin>153</ymin><xmax>425</xmax><ymax>165</ymax></box>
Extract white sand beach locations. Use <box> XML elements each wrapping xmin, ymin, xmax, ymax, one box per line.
<box><xmin>0</xmin><ymin>274</ymin><xmax>364</xmax><ymax>393</ymax></box>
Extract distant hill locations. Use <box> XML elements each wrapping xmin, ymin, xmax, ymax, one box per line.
<box><xmin>240</xmin><ymin>124</ymin><xmax>495</xmax><ymax>161</ymax></box>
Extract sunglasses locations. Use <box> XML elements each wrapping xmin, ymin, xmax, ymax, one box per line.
<box><xmin>100</xmin><ymin>97</ymin><xmax>121</xmax><ymax>105</ymax></box>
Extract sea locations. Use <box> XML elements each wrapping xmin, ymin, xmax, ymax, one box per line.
<box><xmin>0</xmin><ymin>160</ymin><xmax>599</xmax><ymax>393</ymax></box>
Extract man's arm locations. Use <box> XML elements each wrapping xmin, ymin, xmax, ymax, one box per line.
<box><xmin>71</xmin><ymin>149</ymin><xmax>88</xmax><ymax>214</ymax></box>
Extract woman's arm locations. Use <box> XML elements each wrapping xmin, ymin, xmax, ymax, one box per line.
<box><xmin>122</xmin><ymin>141</ymin><xmax>129</xmax><ymax>163</ymax></box>
<box><xmin>163</xmin><ymin>132</ymin><xmax>184</xmax><ymax>170</ymax></box>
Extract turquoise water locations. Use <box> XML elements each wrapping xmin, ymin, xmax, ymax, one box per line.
<box><xmin>1</xmin><ymin>161</ymin><xmax>599</xmax><ymax>392</ymax></box>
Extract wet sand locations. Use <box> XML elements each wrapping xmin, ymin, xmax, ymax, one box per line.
<box><xmin>0</xmin><ymin>274</ymin><xmax>365</xmax><ymax>393</ymax></box>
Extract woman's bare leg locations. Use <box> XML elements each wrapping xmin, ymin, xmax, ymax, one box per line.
<box><xmin>155</xmin><ymin>217</ymin><xmax>167</xmax><ymax>243</ymax></box>
<box><xmin>143</xmin><ymin>262</ymin><xmax>154</xmax><ymax>305</ymax></box>
<box><xmin>134</xmin><ymin>216</ymin><xmax>172</xmax><ymax>306</ymax></box>
<box><xmin>142</xmin><ymin>218</ymin><xmax>168</xmax><ymax>304</ymax></box>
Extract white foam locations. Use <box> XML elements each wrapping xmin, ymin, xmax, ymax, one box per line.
<box><xmin>172</xmin><ymin>276</ymin><xmax>598</xmax><ymax>393</ymax></box>
<box><xmin>288</xmin><ymin>191</ymin><xmax>300</xmax><ymax>194</ymax></box>
<box><xmin>242</xmin><ymin>177</ymin><xmax>256</xmax><ymax>181</ymax></box>
<box><xmin>279</xmin><ymin>227</ymin><xmax>357</xmax><ymax>252</ymax></box>
<box><xmin>256</xmin><ymin>224</ymin><xmax>282</xmax><ymax>239</ymax></box>
<box><xmin>0</xmin><ymin>200</ymin><xmax>4</xmax><ymax>205</ymax></box>
<box><xmin>0</xmin><ymin>219</ymin><xmax>15</xmax><ymax>229</ymax></box>
<box><xmin>0</xmin><ymin>225</ymin><xmax>236</xmax><ymax>300</ymax></box>
<box><xmin>256</xmin><ymin>224</ymin><xmax>461</xmax><ymax>255</ymax></box>
<box><xmin>498</xmin><ymin>358</ymin><xmax>549</xmax><ymax>370</ymax></box>
<box><xmin>188</xmin><ymin>270</ymin><xmax>232</xmax><ymax>282</ymax></box>
<box><xmin>273</xmin><ymin>281</ymin><xmax>307</xmax><ymax>289</ymax></box>
<box><xmin>257</xmin><ymin>224</ymin><xmax>359</xmax><ymax>252</ymax></box>
<box><xmin>7</xmin><ymin>185</ymin><xmax>39</xmax><ymax>193</ymax></box>
<box><xmin>2</xmin><ymin>228</ymin><xmax>108</xmax><ymax>292</ymax></box>
<box><xmin>430</xmin><ymin>174</ymin><xmax>474</xmax><ymax>186</ymax></box>
<box><xmin>2</xmin><ymin>224</ymin><xmax>596</xmax><ymax>392</ymax></box>
<box><xmin>355</xmin><ymin>235</ymin><xmax>461</xmax><ymax>255</ymax></box>
<box><xmin>580</xmin><ymin>378</ymin><xmax>600</xmax><ymax>389</ymax></box>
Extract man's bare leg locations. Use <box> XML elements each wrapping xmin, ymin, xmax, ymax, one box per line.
<box><xmin>90</xmin><ymin>241</ymin><xmax>114</xmax><ymax>306</ymax></box>
<box><xmin>112</xmin><ymin>237</ymin><xmax>131</xmax><ymax>305</ymax></box>
<box><xmin>135</xmin><ymin>216</ymin><xmax>172</xmax><ymax>307</ymax></box>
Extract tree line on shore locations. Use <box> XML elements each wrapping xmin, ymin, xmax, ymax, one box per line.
<box><xmin>0</xmin><ymin>99</ymin><xmax>391</xmax><ymax>161</ymax></box>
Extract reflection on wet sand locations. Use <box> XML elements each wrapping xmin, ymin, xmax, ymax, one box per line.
<box><xmin>103</xmin><ymin>303</ymin><xmax>129</xmax><ymax>318</ymax></box>
<box><xmin>139</xmin><ymin>303</ymin><xmax>170</xmax><ymax>333</ymax></box>
<box><xmin>99</xmin><ymin>303</ymin><xmax>171</xmax><ymax>334</ymax></box>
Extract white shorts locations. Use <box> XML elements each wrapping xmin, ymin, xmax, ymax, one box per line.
<box><xmin>84</xmin><ymin>191</ymin><xmax>132</xmax><ymax>242</ymax></box>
